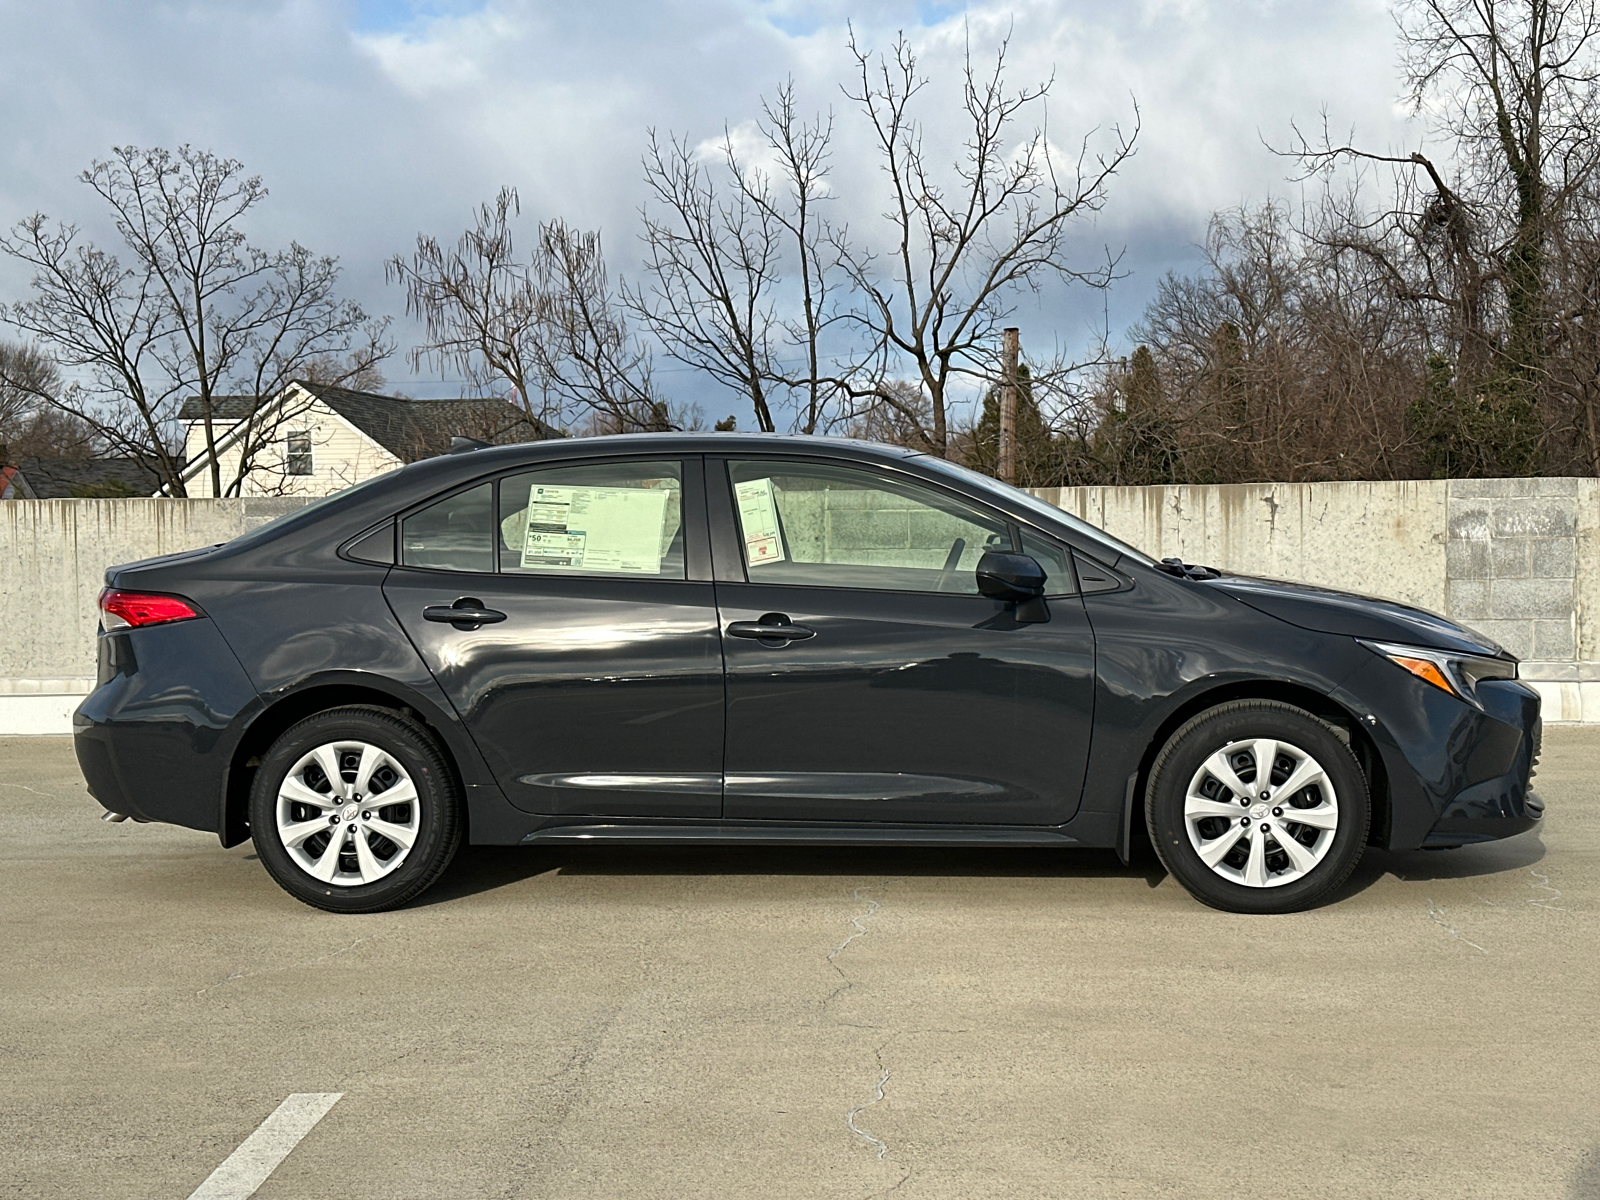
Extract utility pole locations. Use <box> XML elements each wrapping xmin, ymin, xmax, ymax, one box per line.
<box><xmin>999</xmin><ymin>327</ymin><xmax>1020</xmax><ymax>485</ymax></box>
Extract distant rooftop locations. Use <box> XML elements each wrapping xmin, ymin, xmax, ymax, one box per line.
<box><xmin>178</xmin><ymin>382</ymin><xmax>560</xmax><ymax>463</ymax></box>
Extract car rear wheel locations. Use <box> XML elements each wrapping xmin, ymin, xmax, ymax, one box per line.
<box><xmin>249</xmin><ymin>706</ymin><xmax>462</xmax><ymax>913</ymax></box>
<box><xmin>1146</xmin><ymin>700</ymin><xmax>1370</xmax><ymax>914</ymax></box>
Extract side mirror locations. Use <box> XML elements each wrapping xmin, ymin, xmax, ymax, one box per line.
<box><xmin>976</xmin><ymin>551</ymin><xmax>1047</xmax><ymax>602</ymax></box>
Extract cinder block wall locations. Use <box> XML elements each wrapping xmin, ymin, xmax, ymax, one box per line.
<box><xmin>3</xmin><ymin>479</ymin><xmax>1598</xmax><ymax>732</ymax></box>
<box><xmin>1030</xmin><ymin>477</ymin><xmax>1600</xmax><ymax>721</ymax></box>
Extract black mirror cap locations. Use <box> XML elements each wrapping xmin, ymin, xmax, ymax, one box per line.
<box><xmin>976</xmin><ymin>550</ymin><xmax>1047</xmax><ymax>601</ymax></box>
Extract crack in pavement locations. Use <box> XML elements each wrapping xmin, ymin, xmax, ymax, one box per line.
<box><xmin>845</xmin><ymin>1059</ymin><xmax>892</xmax><ymax>1159</ymax></box>
<box><xmin>195</xmin><ymin>934</ymin><xmax>381</xmax><ymax>995</ymax></box>
<box><xmin>845</xmin><ymin>1040</ymin><xmax>913</xmax><ymax>1198</ymax></box>
<box><xmin>499</xmin><ymin>1005</ymin><xmax>621</xmax><ymax>1200</ymax></box>
<box><xmin>1528</xmin><ymin>868</ymin><xmax>1565</xmax><ymax>910</ymax></box>
<box><xmin>821</xmin><ymin>882</ymin><xmax>916</xmax><ymax>1195</ymax></box>
<box><xmin>822</xmin><ymin>881</ymin><xmax>899</xmax><ymax>1012</ymax></box>
<box><xmin>0</xmin><ymin>781</ymin><xmax>58</xmax><ymax>798</ymax></box>
<box><xmin>1427</xmin><ymin>900</ymin><xmax>1488</xmax><ymax>954</ymax></box>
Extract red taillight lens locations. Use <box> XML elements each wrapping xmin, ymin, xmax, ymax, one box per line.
<box><xmin>99</xmin><ymin>588</ymin><xmax>204</xmax><ymax>630</ymax></box>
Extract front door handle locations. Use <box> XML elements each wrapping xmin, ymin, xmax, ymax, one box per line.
<box><xmin>727</xmin><ymin>616</ymin><xmax>815</xmax><ymax>642</ymax></box>
<box><xmin>423</xmin><ymin>598</ymin><xmax>507</xmax><ymax>629</ymax></box>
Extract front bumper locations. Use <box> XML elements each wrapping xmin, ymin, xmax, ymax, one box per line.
<box><xmin>1422</xmin><ymin>712</ymin><xmax>1543</xmax><ymax>847</ymax></box>
<box><xmin>1334</xmin><ymin>661</ymin><xmax>1543</xmax><ymax>850</ymax></box>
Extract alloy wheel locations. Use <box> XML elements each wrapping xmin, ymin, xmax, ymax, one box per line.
<box><xmin>1182</xmin><ymin>737</ymin><xmax>1340</xmax><ymax>889</ymax></box>
<box><xmin>275</xmin><ymin>740</ymin><xmax>421</xmax><ymax>887</ymax></box>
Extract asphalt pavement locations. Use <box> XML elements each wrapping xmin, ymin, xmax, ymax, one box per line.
<box><xmin>2</xmin><ymin>731</ymin><xmax>1597</xmax><ymax>1199</ymax></box>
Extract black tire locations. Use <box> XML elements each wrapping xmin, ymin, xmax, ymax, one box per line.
<box><xmin>249</xmin><ymin>706</ymin><xmax>462</xmax><ymax>913</ymax></box>
<box><xmin>1145</xmin><ymin>700</ymin><xmax>1370</xmax><ymax>914</ymax></box>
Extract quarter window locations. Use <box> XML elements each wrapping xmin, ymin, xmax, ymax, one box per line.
<box><xmin>499</xmin><ymin>460</ymin><xmax>684</xmax><ymax>579</ymax></box>
<box><xmin>727</xmin><ymin>459</ymin><xmax>1010</xmax><ymax>594</ymax></box>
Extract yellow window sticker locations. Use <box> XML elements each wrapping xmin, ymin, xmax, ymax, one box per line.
<box><xmin>521</xmin><ymin>486</ymin><xmax>671</xmax><ymax>574</ymax></box>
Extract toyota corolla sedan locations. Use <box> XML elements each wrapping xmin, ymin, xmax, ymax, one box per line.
<box><xmin>74</xmin><ymin>434</ymin><xmax>1542</xmax><ymax>914</ymax></box>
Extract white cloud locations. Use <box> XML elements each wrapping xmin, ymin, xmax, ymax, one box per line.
<box><xmin>0</xmin><ymin>0</ymin><xmax>1418</xmax><ymax>408</ymax></box>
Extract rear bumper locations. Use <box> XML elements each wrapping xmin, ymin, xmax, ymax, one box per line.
<box><xmin>73</xmin><ymin>620</ymin><xmax>258</xmax><ymax>832</ymax></box>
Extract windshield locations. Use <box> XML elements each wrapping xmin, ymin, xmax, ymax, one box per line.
<box><xmin>912</xmin><ymin>455</ymin><xmax>1157</xmax><ymax>567</ymax></box>
<box><xmin>224</xmin><ymin>467</ymin><xmax>404</xmax><ymax>552</ymax></box>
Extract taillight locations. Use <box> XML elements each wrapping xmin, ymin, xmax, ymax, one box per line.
<box><xmin>99</xmin><ymin>588</ymin><xmax>204</xmax><ymax>630</ymax></box>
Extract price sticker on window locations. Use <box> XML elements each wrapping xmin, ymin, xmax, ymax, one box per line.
<box><xmin>734</xmin><ymin>477</ymin><xmax>786</xmax><ymax>565</ymax></box>
<box><xmin>521</xmin><ymin>485</ymin><xmax>670</xmax><ymax>573</ymax></box>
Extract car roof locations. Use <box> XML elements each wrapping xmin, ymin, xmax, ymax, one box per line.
<box><xmin>438</xmin><ymin>431</ymin><xmax>922</xmax><ymax>467</ymax></box>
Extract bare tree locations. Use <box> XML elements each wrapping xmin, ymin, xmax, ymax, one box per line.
<box><xmin>760</xmin><ymin>81</ymin><xmax>855</xmax><ymax>434</ymax></box>
<box><xmin>632</xmin><ymin>129</ymin><xmax>785</xmax><ymax>431</ymax></box>
<box><xmin>534</xmin><ymin>219</ymin><xmax>673</xmax><ymax>432</ymax></box>
<box><xmin>0</xmin><ymin>340</ymin><xmax>95</xmax><ymax>460</ymax></box>
<box><xmin>389</xmin><ymin>187</ymin><xmax>550</xmax><ymax>424</ymax></box>
<box><xmin>392</xmin><ymin>193</ymin><xmax>669</xmax><ymax>434</ymax></box>
<box><xmin>631</xmin><ymin>80</ymin><xmax>855</xmax><ymax>434</ymax></box>
<box><xmin>1104</xmin><ymin>203</ymin><xmax>1432</xmax><ymax>483</ymax></box>
<box><xmin>0</xmin><ymin>146</ymin><xmax>388</xmax><ymax>496</ymax></box>
<box><xmin>1286</xmin><ymin>0</ymin><xmax>1600</xmax><ymax>473</ymax></box>
<box><xmin>833</xmin><ymin>30</ymin><xmax>1138</xmax><ymax>457</ymax></box>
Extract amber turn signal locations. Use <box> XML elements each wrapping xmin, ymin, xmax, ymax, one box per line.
<box><xmin>1387</xmin><ymin>654</ymin><xmax>1459</xmax><ymax>696</ymax></box>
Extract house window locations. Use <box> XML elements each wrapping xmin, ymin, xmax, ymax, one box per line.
<box><xmin>285</xmin><ymin>432</ymin><xmax>313</xmax><ymax>476</ymax></box>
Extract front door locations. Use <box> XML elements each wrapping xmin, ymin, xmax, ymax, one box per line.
<box><xmin>711</xmin><ymin>456</ymin><xmax>1095</xmax><ymax>826</ymax></box>
<box><xmin>384</xmin><ymin>455</ymin><xmax>724</xmax><ymax>818</ymax></box>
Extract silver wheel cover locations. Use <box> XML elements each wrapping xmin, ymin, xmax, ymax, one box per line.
<box><xmin>1183</xmin><ymin>737</ymin><xmax>1339</xmax><ymax>889</ymax></box>
<box><xmin>276</xmin><ymin>741</ymin><xmax>420</xmax><ymax>887</ymax></box>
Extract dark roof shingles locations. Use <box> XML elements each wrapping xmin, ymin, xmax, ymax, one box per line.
<box><xmin>16</xmin><ymin>456</ymin><xmax>166</xmax><ymax>498</ymax></box>
<box><xmin>180</xmin><ymin>384</ymin><xmax>556</xmax><ymax>463</ymax></box>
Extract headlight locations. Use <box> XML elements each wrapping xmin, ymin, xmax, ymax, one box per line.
<box><xmin>1359</xmin><ymin>639</ymin><xmax>1517</xmax><ymax>706</ymax></box>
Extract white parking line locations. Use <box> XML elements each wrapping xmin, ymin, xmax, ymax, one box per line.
<box><xmin>186</xmin><ymin>1093</ymin><xmax>343</xmax><ymax>1200</ymax></box>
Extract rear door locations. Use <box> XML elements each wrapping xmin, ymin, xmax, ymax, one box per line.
<box><xmin>709</xmin><ymin>455</ymin><xmax>1096</xmax><ymax>826</ymax></box>
<box><xmin>383</xmin><ymin>455</ymin><xmax>725</xmax><ymax>818</ymax></box>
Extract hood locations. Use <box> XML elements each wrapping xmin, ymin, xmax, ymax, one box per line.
<box><xmin>1208</xmin><ymin>575</ymin><xmax>1508</xmax><ymax>659</ymax></box>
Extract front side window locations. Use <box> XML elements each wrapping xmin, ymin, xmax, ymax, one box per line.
<box><xmin>727</xmin><ymin>459</ymin><xmax>1010</xmax><ymax>594</ymax></box>
<box><xmin>1019</xmin><ymin>529</ymin><xmax>1077</xmax><ymax>596</ymax></box>
<box><xmin>285</xmin><ymin>431</ymin><xmax>313</xmax><ymax>476</ymax></box>
<box><xmin>499</xmin><ymin>460</ymin><xmax>684</xmax><ymax>579</ymax></box>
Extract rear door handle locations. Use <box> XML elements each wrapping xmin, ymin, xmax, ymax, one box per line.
<box><xmin>727</xmin><ymin>619</ymin><xmax>815</xmax><ymax>642</ymax></box>
<box><xmin>423</xmin><ymin>599</ymin><xmax>507</xmax><ymax>628</ymax></box>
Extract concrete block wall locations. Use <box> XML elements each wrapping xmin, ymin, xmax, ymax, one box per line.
<box><xmin>1029</xmin><ymin>477</ymin><xmax>1600</xmax><ymax>722</ymax></box>
<box><xmin>0</xmin><ymin>499</ymin><xmax>307</xmax><ymax>732</ymax></box>
<box><xmin>1444</xmin><ymin>479</ymin><xmax>1580</xmax><ymax>662</ymax></box>
<box><xmin>3</xmin><ymin>479</ymin><xmax>1600</xmax><ymax>731</ymax></box>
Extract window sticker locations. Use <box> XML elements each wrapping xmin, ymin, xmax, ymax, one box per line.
<box><xmin>734</xmin><ymin>477</ymin><xmax>786</xmax><ymax>565</ymax></box>
<box><xmin>520</xmin><ymin>485</ymin><xmax>671</xmax><ymax>574</ymax></box>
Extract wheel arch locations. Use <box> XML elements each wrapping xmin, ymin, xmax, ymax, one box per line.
<box><xmin>220</xmin><ymin>677</ymin><xmax>472</xmax><ymax>848</ymax></box>
<box><xmin>1131</xmin><ymin>680</ymin><xmax>1390</xmax><ymax>850</ymax></box>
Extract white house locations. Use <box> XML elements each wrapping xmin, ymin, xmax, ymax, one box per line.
<box><xmin>175</xmin><ymin>382</ymin><xmax>555</xmax><ymax>497</ymax></box>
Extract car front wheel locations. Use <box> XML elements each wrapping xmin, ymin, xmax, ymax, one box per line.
<box><xmin>1146</xmin><ymin>700</ymin><xmax>1370</xmax><ymax>914</ymax></box>
<box><xmin>249</xmin><ymin>706</ymin><xmax>462</xmax><ymax>913</ymax></box>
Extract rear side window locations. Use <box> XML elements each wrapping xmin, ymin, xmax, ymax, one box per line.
<box><xmin>498</xmin><ymin>460</ymin><xmax>684</xmax><ymax>578</ymax></box>
<box><xmin>400</xmin><ymin>482</ymin><xmax>493</xmax><ymax>572</ymax></box>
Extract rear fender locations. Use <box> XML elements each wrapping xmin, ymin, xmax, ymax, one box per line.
<box><xmin>219</xmin><ymin>670</ymin><xmax>504</xmax><ymax>848</ymax></box>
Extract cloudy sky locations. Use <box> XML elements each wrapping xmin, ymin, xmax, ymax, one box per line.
<box><xmin>0</xmin><ymin>0</ymin><xmax>1420</xmax><ymax>418</ymax></box>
